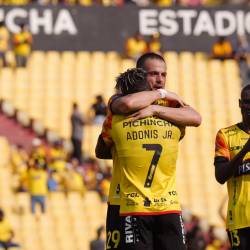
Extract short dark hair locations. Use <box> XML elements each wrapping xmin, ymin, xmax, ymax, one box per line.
<box><xmin>136</xmin><ymin>52</ymin><xmax>165</xmax><ymax>69</ymax></box>
<box><xmin>115</xmin><ymin>68</ymin><xmax>150</xmax><ymax>95</ymax></box>
<box><xmin>241</xmin><ymin>84</ymin><xmax>250</xmax><ymax>98</ymax></box>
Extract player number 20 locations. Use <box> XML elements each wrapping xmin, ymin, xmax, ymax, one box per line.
<box><xmin>142</xmin><ymin>144</ymin><xmax>163</xmax><ymax>188</ymax></box>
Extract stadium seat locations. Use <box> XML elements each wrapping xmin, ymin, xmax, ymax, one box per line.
<box><xmin>0</xmin><ymin>137</ymin><xmax>10</xmax><ymax>166</ymax></box>
<box><xmin>0</xmin><ymin>68</ymin><xmax>14</xmax><ymax>102</ymax></box>
<box><xmin>120</xmin><ymin>58</ymin><xmax>135</xmax><ymax>72</ymax></box>
<box><xmin>223</xmin><ymin>60</ymin><xmax>241</xmax><ymax>124</ymax></box>
<box><xmin>13</xmin><ymin>69</ymin><xmax>29</xmax><ymax>112</ymax></box>
<box><xmin>28</xmin><ymin>52</ymin><xmax>45</xmax><ymax>120</ymax></box>
<box><xmin>164</xmin><ymin>51</ymin><xmax>180</xmax><ymax>92</ymax></box>
<box><xmin>103</xmin><ymin>52</ymin><xmax>120</xmax><ymax>98</ymax></box>
<box><xmin>209</xmin><ymin>59</ymin><xmax>227</xmax><ymax>133</ymax></box>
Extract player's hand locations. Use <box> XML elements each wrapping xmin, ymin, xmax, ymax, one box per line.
<box><xmin>128</xmin><ymin>105</ymin><xmax>155</xmax><ymax>121</ymax></box>
<box><xmin>165</xmin><ymin>90</ymin><xmax>186</xmax><ymax>107</ymax></box>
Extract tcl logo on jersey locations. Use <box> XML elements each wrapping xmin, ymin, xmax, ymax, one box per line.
<box><xmin>126</xmin><ymin>192</ymin><xmax>139</xmax><ymax>198</ymax></box>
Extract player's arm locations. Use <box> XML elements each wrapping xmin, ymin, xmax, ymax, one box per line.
<box><xmin>214</xmin><ymin>138</ymin><xmax>250</xmax><ymax>184</ymax></box>
<box><xmin>95</xmin><ymin>135</ymin><xmax>112</xmax><ymax>159</ymax></box>
<box><xmin>95</xmin><ymin>112</ymin><xmax>113</xmax><ymax>160</ymax></box>
<box><xmin>111</xmin><ymin>89</ymin><xmax>185</xmax><ymax>114</ymax></box>
<box><xmin>129</xmin><ymin>104</ymin><xmax>201</xmax><ymax>127</ymax></box>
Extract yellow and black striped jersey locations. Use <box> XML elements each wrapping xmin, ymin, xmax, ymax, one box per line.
<box><xmin>105</xmin><ymin>114</ymin><xmax>184</xmax><ymax>215</ymax></box>
<box><xmin>101</xmin><ymin>95</ymin><xmax>182</xmax><ymax>207</ymax></box>
<box><xmin>215</xmin><ymin>124</ymin><xmax>250</xmax><ymax>230</ymax></box>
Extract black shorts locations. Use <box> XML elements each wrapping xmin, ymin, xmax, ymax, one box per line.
<box><xmin>106</xmin><ymin>204</ymin><xmax>122</xmax><ymax>250</ymax></box>
<box><xmin>228</xmin><ymin>227</ymin><xmax>250</xmax><ymax>250</ymax></box>
<box><xmin>120</xmin><ymin>213</ymin><xmax>186</xmax><ymax>250</ymax></box>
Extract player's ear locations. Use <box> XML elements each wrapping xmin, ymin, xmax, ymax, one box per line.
<box><xmin>239</xmin><ymin>99</ymin><xmax>242</xmax><ymax>108</ymax></box>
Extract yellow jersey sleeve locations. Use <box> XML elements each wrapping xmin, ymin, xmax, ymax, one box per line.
<box><xmin>215</xmin><ymin>129</ymin><xmax>230</xmax><ymax>159</ymax></box>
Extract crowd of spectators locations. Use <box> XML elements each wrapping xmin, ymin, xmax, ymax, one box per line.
<box><xmin>8</xmin><ymin>135</ymin><xmax>231</xmax><ymax>249</ymax></box>
<box><xmin>124</xmin><ymin>31</ymin><xmax>250</xmax><ymax>85</ymax></box>
<box><xmin>182</xmin><ymin>207</ymin><xmax>230</xmax><ymax>250</ymax></box>
<box><xmin>124</xmin><ymin>31</ymin><xmax>162</xmax><ymax>60</ymax></box>
<box><xmin>10</xmin><ymin>137</ymin><xmax>112</xmax><ymax>214</ymax></box>
<box><xmin>0</xmin><ymin>21</ymin><xmax>32</xmax><ymax>68</ymax></box>
<box><xmin>211</xmin><ymin>35</ymin><xmax>250</xmax><ymax>84</ymax></box>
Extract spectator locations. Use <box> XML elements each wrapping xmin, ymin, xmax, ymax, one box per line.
<box><xmin>90</xmin><ymin>95</ymin><xmax>107</xmax><ymax>125</ymax></box>
<box><xmin>83</xmin><ymin>158</ymin><xmax>99</xmax><ymax>190</ymax></box>
<box><xmin>233</xmin><ymin>35</ymin><xmax>250</xmax><ymax>85</ymax></box>
<box><xmin>47</xmin><ymin>170</ymin><xmax>58</xmax><ymax>192</ymax></box>
<box><xmin>63</xmin><ymin>158</ymin><xmax>86</xmax><ymax>196</ymax></box>
<box><xmin>125</xmin><ymin>31</ymin><xmax>147</xmax><ymax>60</ymax></box>
<box><xmin>0</xmin><ymin>208</ymin><xmax>20</xmax><ymax>250</ymax></box>
<box><xmin>30</xmin><ymin>138</ymin><xmax>48</xmax><ymax>163</ymax></box>
<box><xmin>153</xmin><ymin>0</ymin><xmax>173</xmax><ymax>6</ymax></box>
<box><xmin>70</xmin><ymin>102</ymin><xmax>85</xmax><ymax>164</ymax></box>
<box><xmin>90</xmin><ymin>225</ymin><xmax>105</xmax><ymax>250</ymax></box>
<box><xmin>48</xmin><ymin>140</ymin><xmax>67</xmax><ymax>172</ymax></box>
<box><xmin>211</xmin><ymin>36</ymin><xmax>233</xmax><ymax>60</ymax></box>
<box><xmin>98</xmin><ymin>175</ymin><xmax>110</xmax><ymax>202</ymax></box>
<box><xmin>0</xmin><ymin>21</ymin><xmax>9</xmax><ymax>67</ymax></box>
<box><xmin>27</xmin><ymin>158</ymin><xmax>48</xmax><ymax>214</ymax></box>
<box><xmin>147</xmin><ymin>33</ymin><xmax>162</xmax><ymax>54</ymax></box>
<box><xmin>185</xmin><ymin>215</ymin><xmax>207</xmax><ymax>250</ymax></box>
<box><xmin>12</xmin><ymin>23</ymin><xmax>32</xmax><ymax>67</ymax></box>
<box><xmin>10</xmin><ymin>144</ymin><xmax>29</xmax><ymax>192</ymax></box>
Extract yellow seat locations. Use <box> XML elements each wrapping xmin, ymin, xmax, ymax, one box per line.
<box><xmin>0</xmin><ymin>68</ymin><xmax>14</xmax><ymax>101</ymax></box>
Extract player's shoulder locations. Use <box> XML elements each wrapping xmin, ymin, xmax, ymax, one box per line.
<box><xmin>107</xmin><ymin>93</ymin><xmax>124</xmax><ymax>114</ymax></box>
<box><xmin>217</xmin><ymin>123</ymin><xmax>240</xmax><ymax>135</ymax></box>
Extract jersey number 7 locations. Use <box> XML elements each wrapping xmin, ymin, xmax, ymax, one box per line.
<box><xmin>143</xmin><ymin>144</ymin><xmax>163</xmax><ymax>188</ymax></box>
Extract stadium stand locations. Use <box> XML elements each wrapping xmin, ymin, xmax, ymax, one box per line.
<box><xmin>0</xmin><ymin>138</ymin><xmax>106</xmax><ymax>250</ymax></box>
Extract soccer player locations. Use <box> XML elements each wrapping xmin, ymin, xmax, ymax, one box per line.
<box><xmin>214</xmin><ymin>84</ymin><xmax>250</xmax><ymax>250</ymax></box>
<box><xmin>96</xmin><ymin>53</ymin><xmax>201</xmax><ymax>250</ymax></box>
<box><xmin>96</xmin><ymin>69</ymin><xmax>152</xmax><ymax>250</ymax></box>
